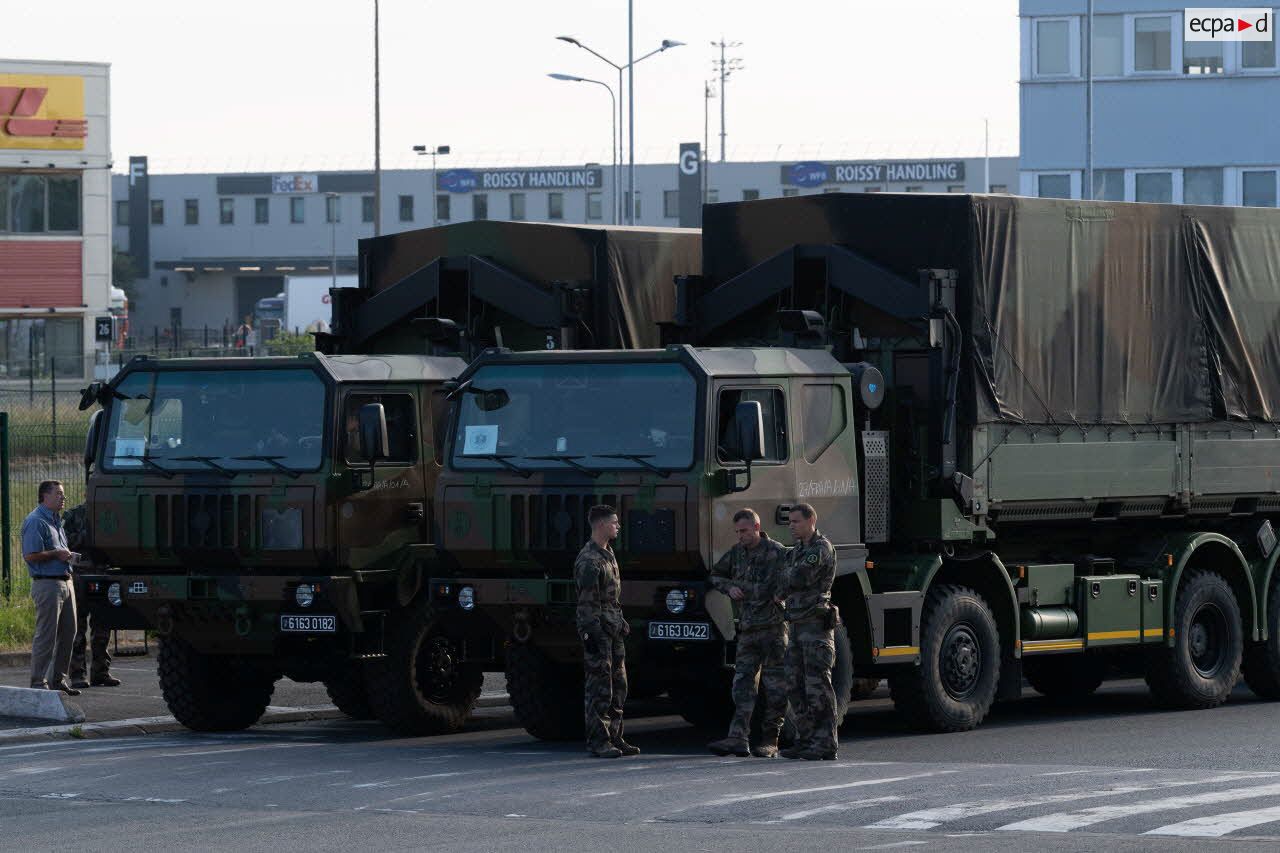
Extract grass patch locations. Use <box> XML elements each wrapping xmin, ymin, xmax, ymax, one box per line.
<box><xmin>69</xmin><ymin>725</ymin><xmax>84</xmax><ymax>739</ymax></box>
<box><xmin>0</xmin><ymin>581</ymin><xmax>35</xmax><ymax>651</ymax></box>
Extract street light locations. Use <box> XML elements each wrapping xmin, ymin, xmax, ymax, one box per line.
<box><xmin>413</xmin><ymin>144</ymin><xmax>451</xmax><ymax>227</ymax></box>
<box><xmin>556</xmin><ymin>32</ymin><xmax>684</xmax><ymax>224</ymax></box>
<box><xmin>324</xmin><ymin>192</ymin><xmax>339</xmax><ymax>293</ymax></box>
<box><xmin>548</xmin><ymin>73</ymin><xmax>617</xmax><ymax>225</ymax></box>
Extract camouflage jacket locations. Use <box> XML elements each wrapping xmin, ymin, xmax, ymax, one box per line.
<box><xmin>780</xmin><ymin>531</ymin><xmax>836</xmax><ymax>622</ymax></box>
<box><xmin>575</xmin><ymin>539</ymin><xmax>626</xmax><ymax>636</ymax></box>
<box><xmin>710</xmin><ymin>532</ymin><xmax>788</xmax><ymax>629</ymax></box>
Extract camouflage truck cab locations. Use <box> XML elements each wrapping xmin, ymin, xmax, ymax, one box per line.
<box><xmin>78</xmin><ymin>351</ymin><xmax>468</xmax><ymax>732</ymax></box>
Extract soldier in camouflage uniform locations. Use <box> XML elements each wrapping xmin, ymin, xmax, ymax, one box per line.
<box><xmin>779</xmin><ymin>502</ymin><xmax>840</xmax><ymax>760</ymax></box>
<box><xmin>64</xmin><ymin>504</ymin><xmax>119</xmax><ymax>689</ymax></box>
<box><xmin>575</xmin><ymin>504</ymin><xmax>640</xmax><ymax>758</ymax></box>
<box><xmin>707</xmin><ymin>508</ymin><xmax>790</xmax><ymax>758</ymax></box>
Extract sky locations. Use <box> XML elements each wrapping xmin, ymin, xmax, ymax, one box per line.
<box><xmin>1</xmin><ymin>0</ymin><xmax>1020</xmax><ymax>174</ymax></box>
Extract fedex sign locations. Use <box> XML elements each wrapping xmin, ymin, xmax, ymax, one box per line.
<box><xmin>1185</xmin><ymin>8</ymin><xmax>1274</xmax><ymax>40</ymax></box>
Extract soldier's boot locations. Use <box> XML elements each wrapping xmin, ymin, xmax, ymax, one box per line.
<box><xmin>779</xmin><ymin>745</ymin><xmax>807</xmax><ymax>760</ymax></box>
<box><xmin>797</xmin><ymin>748</ymin><xmax>838</xmax><ymax>761</ymax></box>
<box><xmin>611</xmin><ymin>738</ymin><xmax>641</xmax><ymax>757</ymax></box>
<box><xmin>707</xmin><ymin>737</ymin><xmax>751</xmax><ymax>757</ymax></box>
<box><xmin>589</xmin><ymin>744</ymin><xmax>623</xmax><ymax>759</ymax></box>
<box><xmin>751</xmin><ymin>731</ymin><xmax>780</xmax><ymax>759</ymax></box>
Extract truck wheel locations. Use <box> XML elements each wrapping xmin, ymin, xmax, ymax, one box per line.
<box><xmin>364</xmin><ymin>604</ymin><xmax>483</xmax><ymax>735</ymax></box>
<box><xmin>1242</xmin><ymin>576</ymin><xmax>1280</xmax><ymax>699</ymax></box>
<box><xmin>157</xmin><ymin>637</ymin><xmax>276</xmax><ymax>732</ymax></box>
<box><xmin>324</xmin><ymin>662</ymin><xmax>375</xmax><ymax>720</ymax></box>
<box><xmin>1025</xmin><ymin>655</ymin><xmax>1107</xmax><ymax>701</ymax></box>
<box><xmin>504</xmin><ymin>643</ymin><xmax>584</xmax><ymax>741</ymax></box>
<box><xmin>850</xmin><ymin>677</ymin><xmax>882</xmax><ymax>701</ymax></box>
<box><xmin>1145</xmin><ymin>570</ymin><xmax>1242</xmax><ymax>709</ymax></box>
<box><xmin>889</xmin><ymin>584</ymin><xmax>1000</xmax><ymax>732</ymax></box>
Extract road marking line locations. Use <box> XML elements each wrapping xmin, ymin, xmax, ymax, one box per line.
<box><xmin>776</xmin><ymin>796</ymin><xmax>906</xmax><ymax>822</ymax></box>
<box><xmin>857</xmin><ymin>843</ymin><xmax>930</xmax><ymax>851</ymax></box>
<box><xmin>997</xmin><ymin>780</ymin><xmax>1280</xmax><ymax>833</ymax></box>
<box><xmin>1145</xmin><ymin>804</ymin><xmax>1280</xmax><ymax>837</ymax></box>
<box><xmin>866</xmin><ymin>773</ymin><xmax>1271</xmax><ymax>830</ymax></box>
<box><xmin>688</xmin><ymin>771</ymin><xmax>957</xmax><ymax>810</ymax></box>
<box><xmin>1037</xmin><ymin>768</ymin><xmax>1154</xmax><ymax>777</ymax></box>
<box><xmin>154</xmin><ymin>743</ymin><xmax>314</xmax><ymax>757</ymax></box>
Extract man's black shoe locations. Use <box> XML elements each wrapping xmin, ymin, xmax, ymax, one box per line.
<box><xmin>50</xmin><ymin>681</ymin><xmax>81</xmax><ymax>696</ymax></box>
<box><xmin>70</xmin><ymin>678</ymin><xmax>91</xmax><ymax>690</ymax></box>
<box><xmin>91</xmin><ymin>675</ymin><xmax>122</xmax><ymax>687</ymax></box>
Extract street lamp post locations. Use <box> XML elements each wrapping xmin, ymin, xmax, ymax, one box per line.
<box><xmin>556</xmin><ymin>33</ymin><xmax>684</xmax><ymax>225</ymax></box>
<box><xmin>325</xmin><ymin>192</ymin><xmax>339</xmax><ymax>294</ymax></box>
<box><xmin>414</xmin><ymin>144</ymin><xmax>451</xmax><ymax>226</ymax></box>
<box><xmin>373</xmin><ymin>0</ymin><xmax>382</xmax><ymax>237</ymax></box>
<box><xmin>548</xmin><ymin>74</ymin><xmax>617</xmax><ymax>225</ymax></box>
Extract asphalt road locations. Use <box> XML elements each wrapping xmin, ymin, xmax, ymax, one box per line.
<box><xmin>5</xmin><ymin>679</ymin><xmax>1280</xmax><ymax>851</ymax></box>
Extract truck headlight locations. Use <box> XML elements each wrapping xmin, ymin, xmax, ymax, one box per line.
<box><xmin>295</xmin><ymin>583</ymin><xmax>315</xmax><ymax>608</ymax></box>
<box><xmin>107</xmin><ymin>583</ymin><xmax>122</xmax><ymax>607</ymax></box>
<box><xmin>666</xmin><ymin>589</ymin><xmax>687</xmax><ymax>615</ymax></box>
<box><xmin>458</xmin><ymin>586</ymin><xmax>475</xmax><ymax>611</ymax></box>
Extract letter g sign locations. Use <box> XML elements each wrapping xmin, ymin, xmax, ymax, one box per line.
<box><xmin>679</xmin><ymin>149</ymin><xmax>700</xmax><ymax>176</ymax></box>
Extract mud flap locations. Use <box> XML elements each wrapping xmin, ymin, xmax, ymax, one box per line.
<box><xmin>998</xmin><ymin>653</ymin><xmax>1022</xmax><ymax>701</ymax></box>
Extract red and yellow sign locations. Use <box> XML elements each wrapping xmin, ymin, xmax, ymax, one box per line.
<box><xmin>0</xmin><ymin>74</ymin><xmax>87</xmax><ymax>150</ymax></box>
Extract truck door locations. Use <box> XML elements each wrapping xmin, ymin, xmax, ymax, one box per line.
<box><xmin>709</xmin><ymin>383</ymin><xmax>797</xmax><ymax>558</ymax></box>
<box><xmin>337</xmin><ymin>388</ymin><xmax>428</xmax><ymax>569</ymax></box>
<box><xmin>792</xmin><ymin>377</ymin><xmax>861</xmax><ymax>546</ymax></box>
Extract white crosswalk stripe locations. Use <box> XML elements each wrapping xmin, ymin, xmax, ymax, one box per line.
<box><xmin>1145</xmin><ymin>804</ymin><xmax>1280</xmax><ymax>838</ymax></box>
<box><xmin>865</xmin><ymin>773</ymin><xmax>1270</xmax><ymax>831</ymax></box>
<box><xmin>997</xmin><ymin>780</ymin><xmax>1280</xmax><ymax>833</ymax></box>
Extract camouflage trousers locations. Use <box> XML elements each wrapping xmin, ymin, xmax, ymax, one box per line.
<box><xmin>582</xmin><ymin>630</ymin><xmax>628</xmax><ymax>751</ymax></box>
<box><xmin>726</xmin><ymin>623</ymin><xmax>788</xmax><ymax>742</ymax></box>
<box><xmin>785</xmin><ymin>617</ymin><xmax>838</xmax><ymax>753</ymax></box>
<box><xmin>70</xmin><ymin>602</ymin><xmax>112</xmax><ymax>683</ymax></box>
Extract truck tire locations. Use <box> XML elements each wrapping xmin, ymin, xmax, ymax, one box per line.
<box><xmin>1025</xmin><ymin>654</ymin><xmax>1107</xmax><ymax>701</ymax></box>
<box><xmin>364</xmin><ymin>604</ymin><xmax>483</xmax><ymax>735</ymax></box>
<box><xmin>324</xmin><ymin>662</ymin><xmax>375</xmax><ymax>720</ymax></box>
<box><xmin>1242</xmin><ymin>576</ymin><xmax>1280</xmax><ymax>699</ymax></box>
<box><xmin>673</xmin><ymin>671</ymin><xmax>736</xmax><ymax>730</ymax></box>
<box><xmin>157</xmin><ymin>637</ymin><xmax>276</xmax><ymax>732</ymax></box>
<box><xmin>888</xmin><ymin>584</ymin><xmax>1000</xmax><ymax>733</ymax></box>
<box><xmin>504</xmin><ymin>643</ymin><xmax>584</xmax><ymax>741</ymax></box>
<box><xmin>850</xmin><ymin>677</ymin><xmax>882</xmax><ymax>701</ymax></box>
<box><xmin>1145</xmin><ymin>570</ymin><xmax>1242</xmax><ymax>709</ymax></box>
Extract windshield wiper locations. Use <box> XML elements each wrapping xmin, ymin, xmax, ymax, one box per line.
<box><xmin>171</xmin><ymin>455</ymin><xmax>237</xmax><ymax>479</ymax></box>
<box><xmin>592</xmin><ymin>453</ymin><xmax>670</xmax><ymax>478</ymax></box>
<box><xmin>523</xmin><ymin>455</ymin><xmax>601</xmax><ymax>479</ymax></box>
<box><xmin>467</xmin><ymin>453</ymin><xmax>532</xmax><ymax>479</ymax></box>
<box><xmin>136</xmin><ymin>455</ymin><xmax>175</xmax><ymax>479</ymax></box>
<box><xmin>230</xmin><ymin>455</ymin><xmax>301</xmax><ymax>479</ymax></box>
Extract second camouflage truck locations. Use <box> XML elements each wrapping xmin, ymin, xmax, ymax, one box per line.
<box><xmin>75</xmin><ymin>220</ymin><xmax>699</xmax><ymax>733</ymax></box>
<box><xmin>430</xmin><ymin>193</ymin><xmax>1280</xmax><ymax>737</ymax></box>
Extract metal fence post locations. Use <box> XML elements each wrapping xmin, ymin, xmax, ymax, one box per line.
<box><xmin>50</xmin><ymin>357</ymin><xmax>57</xmax><ymax>456</ymax></box>
<box><xmin>1</xmin><ymin>411</ymin><xmax>10</xmax><ymax>600</ymax></box>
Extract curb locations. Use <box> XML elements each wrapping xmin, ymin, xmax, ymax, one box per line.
<box><xmin>0</xmin><ymin>694</ymin><xmax>513</xmax><ymax>745</ymax></box>
<box><xmin>0</xmin><ymin>685</ymin><xmax>85</xmax><ymax>724</ymax></box>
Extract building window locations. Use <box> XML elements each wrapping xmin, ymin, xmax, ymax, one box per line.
<box><xmin>1243</xmin><ymin>36</ymin><xmax>1277</xmax><ymax>70</ymax></box>
<box><xmin>510</xmin><ymin>192</ymin><xmax>526</xmax><ymax>220</ymax></box>
<box><xmin>290</xmin><ymin>196</ymin><xmax>305</xmax><ymax>224</ymax></box>
<box><xmin>185</xmin><ymin>198</ymin><xmax>199</xmax><ymax>225</ymax></box>
<box><xmin>547</xmin><ymin>192</ymin><xmax>564</xmax><ymax>220</ymax></box>
<box><xmin>706</xmin><ymin>188</ymin><xmax>719</xmax><ymax>203</ymax></box>
<box><xmin>1183</xmin><ymin>40</ymin><xmax>1224</xmax><ymax>75</ymax></box>
<box><xmin>663</xmin><ymin>190</ymin><xmax>680</xmax><ymax>218</ymax></box>
<box><xmin>326</xmin><ymin>194</ymin><xmax>341</xmax><ymax>223</ymax></box>
<box><xmin>742</xmin><ymin>188</ymin><xmax>760</xmax><ymax>201</ymax></box>
<box><xmin>1038</xmin><ymin>174</ymin><xmax>1072</xmax><ymax>199</ymax></box>
<box><xmin>623</xmin><ymin>191</ymin><xmax>642</xmax><ymax>219</ymax></box>
<box><xmin>946</xmin><ymin>185</ymin><xmax>965</xmax><ymax>193</ymax></box>
<box><xmin>904</xmin><ymin>186</ymin><xmax>924</xmax><ymax>193</ymax></box>
<box><xmin>7</xmin><ymin>175</ymin><xmax>45</xmax><ymax>232</ymax></box>
<box><xmin>586</xmin><ymin>191</ymin><xmax>602</xmax><ymax>221</ymax></box>
<box><xmin>436</xmin><ymin>194</ymin><xmax>450</xmax><ymax>222</ymax></box>
<box><xmin>1133</xmin><ymin>15</ymin><xmax>1173</xmax><ymax>72</ymax></box>
<box><xmin>361</xmin><ymin>195</ymin><xmax>374</xmax><ymax>223</ymax></box>
<box><xmin>0</xmin><ymin>317</ymin><xmax>83</xmax><ymax>378</ymax></box>
<box><xmin>1092</xmin><ymin>169</ymin><xmax>1125</xmax><ymax>201</ymax></box>
<box><xmin>151</xmin><ymin>199</ymin><xmax>164</xmax><ymax>225</ymax></box>
<box><xmin>1091</xmin><ymin>15</ymin><xmax>1124</xmax><ymax>76</ymax></box>
<box><xmin>398</xmin><ymin>194</ymin><xmax>413</xmax><ymax>222</ymax></box>
<box><xmin>782</xmin><ymin>188</ymin><xmax>799</xmax><ymax>197</ymax></box>
<box><xmin>115</xmin><ymin>200</ymin><xmax>129</xmax><ymax>227</ymax></box>
<box><xmin>1183</xmin><ymin>168</ymin><xmax>1223</xmax><ymax>206</ymax></box>
<box><xmin>823</xmin><ymin>187</ymin><xmax>842</xmax><ymax>193</ymax></box>
<box><xmin>1243</xmin><ymin>170</ymin><xmax>1278</xmax><ymax>208</ymax></box>
<box><xmin>988</xmin><ymin>184</ymin><xmax>1008</xmax><ymax>194</ymax></box>
<box><xmin>863</xmin><ymin>186</ymin><xmax>882</xmax><ymax>193</ymax></box>
<box><xmin>254</xmin><ymin>197</ymin><xmax>269</xmax><ymax>224</ymax></box>
<box><xmin>632</xmin><ymin>191</ymin><xmax>642</xmax><ymax>219</ymax></box>
<box><xmin>1134</xmin><ymin>171</ymin><xmax>1173</xmax><ymax>203</ymax></box>
<box><xmin>473</xmin><ymin>193</ymin><xmax>488</xmax><ymax>220</ymax></box>
<box><xmin>1035</xmin><ymin>18</ymin><xmax>1073</xmax><ymax>76</ymax></box>
<box><xmin>219</xmin><ymin>198</ymin><xmax>234</xmax><ymax>225</ymax></box>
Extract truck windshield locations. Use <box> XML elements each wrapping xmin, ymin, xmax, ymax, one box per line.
<box><xmin>101</xmin><ymin>368</ymin><xmax>325</xmax><ymax>473</ymax></box>
<box><xmin>451</xmin><ymin>362</ymin><xmax>696</xmax><ymax>472</ymax></box>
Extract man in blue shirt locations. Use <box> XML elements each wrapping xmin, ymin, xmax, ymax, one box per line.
<box><xmin>22</xmin><ymin>480</ymin><xmax>81</xmax><ymax>695</ymax></box>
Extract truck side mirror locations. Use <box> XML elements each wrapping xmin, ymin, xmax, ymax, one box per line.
<box><xmin>358</xmin><ymin>403</ymin><xmax>389</xmax><ymax>463</ymax></box>
<box><xmin>734</xmin><ymin>401</ymin><xmax>765</xmax><ymax>463</ymax></box>
<box><xmin>83</xmin><ymin>410</ymin><xmax>102</xmax><ymax>479</ymax></box>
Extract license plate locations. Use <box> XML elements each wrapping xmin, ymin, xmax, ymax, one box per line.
<box><xmin>280</xmin><ymin>614</ymin><xmax>336</xmax><ymax>633</ymax></box>
<box><xmin>648</xmin><ymin>621</ymin><xmax>711</xmax><ymax>641</ymax></box>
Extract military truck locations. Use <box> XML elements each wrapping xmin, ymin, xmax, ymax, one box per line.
<box><xmin>75</xmin><ymin>221</ymin><xmax>699</xmax><ymax>733</ymax></box>
<box><xmin>426</xmin><ymin>194</ymin><xmax>1280</xmax><ymax>737</ymax></box>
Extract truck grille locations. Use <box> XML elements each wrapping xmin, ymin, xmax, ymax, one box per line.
<box><xmin>505</xmin><ymin>492</ymin><xmax>621</xmax><ymax>552</ymax></box>
<box><xmin>153</xmin><ymin>493</ymin><xmax>253</xmax><ymax>551</ymax></box>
